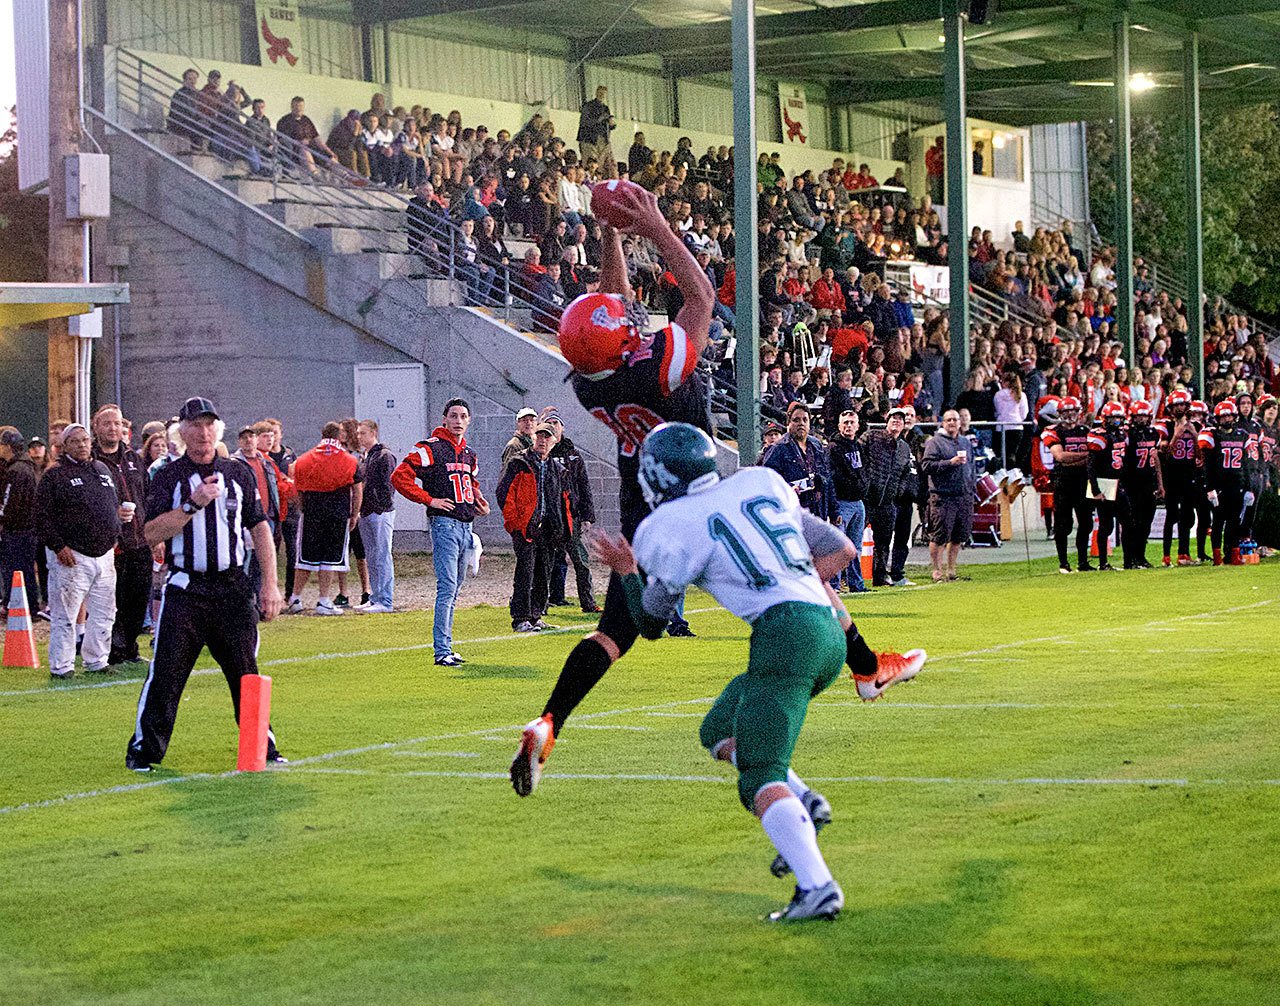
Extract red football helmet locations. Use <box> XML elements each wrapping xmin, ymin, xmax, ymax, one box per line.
<box><xmin>1166</xmin><ymin>389</ymin><xmax>1192</xmax><ymax>410</ymax></box>
<box><xmin>1129</xmin><ymin>399</ymin><xmax>1154</xmax><ymax>418</ymax></box>
<box><xmin>1191</xmin><ymin>399</ymin><xmax>1209</xmax><ymax>415</ymax></box>
<box><xmin>557</xmin><ymin>293</ymin><xmax>644</xmax><ymax>379</ymax></box>
<box><xmin>1100</xmin><ymin>401</ymin><xmax>1127</xmax><ymax>423</ymax></box>
<box><xmin>1058</xmin><ymin>395</ymin><xmax>1082</xmax><ymax>413</ymax></box>
<box><xmin>1214</xmin><ymin>399</ymin><xmax>1238</xmax><ymax>422</ymax></box>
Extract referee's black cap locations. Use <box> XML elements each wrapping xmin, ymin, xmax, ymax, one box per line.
<box><xmin>178</xmin><ymin>397</ymin><xmax>220</xmax><ymax>421</ymax></box>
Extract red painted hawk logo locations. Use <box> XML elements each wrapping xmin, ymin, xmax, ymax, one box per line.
<box><xmin>261</xmin><ymin>17</ymin><xmax>299</xmax><ymax>67</ymax></box>
<box><xmin>783</xmin><ymin>108</ymin><xmax>807</xmax><ymax>144</ymax></box>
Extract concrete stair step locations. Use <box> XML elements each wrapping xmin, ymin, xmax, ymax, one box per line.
<box><xmin>305</xmin><ymin>226</ymin><xmax>408</xmax><ymax>254</ymax></box>
<box><xmin>264</xmin><ymin>201</ymin><xmax>404</xmax><ymax>231</ymax></box>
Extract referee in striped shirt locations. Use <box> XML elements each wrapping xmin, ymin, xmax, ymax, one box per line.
<box><xmin>126</xmin><ymin>397</ymin><xmax>285</xmax><ymax>772</ymax></box>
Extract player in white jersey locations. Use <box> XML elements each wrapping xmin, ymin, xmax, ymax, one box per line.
<box><xmin>591</xmin><ymin>423</ymin><xmax>927</xmax><ymax>922</ymax></box>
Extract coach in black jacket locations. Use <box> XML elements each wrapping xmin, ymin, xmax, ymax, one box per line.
<box><xmin>35</xmin><ymin>423</ymin><xmax>123</xmax><ymax>678</ymax></box>
<box><xmin>0</xmin><ymin>428</ymin><xmax>40</xmax><ymax>608</ymax></box>
<box><xmin>546</xmin><ymin>413</ymin><xmax>600</xmax><ymax>613</ymax></box>
<box><xmin>860</xmin><ymin>408</ymin><xmax>911</xmax><ymax>586</ymax></box>
<box><xmin>92</xmin><ymin>405</ymin><xmax>151</xmax><ymax>665</ymax></box>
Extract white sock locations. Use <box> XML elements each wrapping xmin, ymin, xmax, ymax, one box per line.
<box><xmin>786</xmin><ymin>768</ymin><xmax>810</xmax><ymax>799</ymax></box>
<box><xmin>760</xmin><ymin>795</ymin><xmax>833</xmax><ymax>890</ymax></box>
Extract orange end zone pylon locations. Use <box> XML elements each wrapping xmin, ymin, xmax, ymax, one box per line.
<box><xmin>236</xmin><ymin>674</ymin><xmax>272</xmax><ymax>771</ymax></box>
<box><xmin>4</xmin><ymin>572</ymin><xmax>39</xmax><ymax>669</ymax></box>
<box><xmin>860</xmin><ymin>523</ymin><xmax>874</xmax><ymax>583</ymax></box>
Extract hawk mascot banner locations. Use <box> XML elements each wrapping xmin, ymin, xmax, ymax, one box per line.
<box><xmin>778</xmin><ymin>83</ymin><xmax>809</xmax><ymax>146</ymax></box>
<box><xmin>257</xmin><ymin>0</ymin><xmax>303</xmax><ymax>68</ymax></box>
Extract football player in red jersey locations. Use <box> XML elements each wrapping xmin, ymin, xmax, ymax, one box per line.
<box><xmin>1197</xmin><ymin>399</ymin><xmax>1253</xmax><ymax>564</ymax></box>
<box><xmin>1086</xmin><ymin>401</ymin><xmax>1128</xmax><ymax>571</ymax></box>
<box><xmin>1189</xmin><ymin>400</ymin><xmax>1213</xmax><ymax>561</ymax></box>
<box><xmin>1156</xmin><ymin>390</ymin><xmax>1198</xmax><ymax>565</ymax></box>
<box><xmin>1235</xmin><ymin>391</ymin><xmax>1264</xmax><ymax>552</ymax></box>
<box><xmin>1121</xmin><ymin>400</ymin><xmax>1163</xmax><ymax>568</ymax></box>
<box><xmin>509</xmin><ymin>182</ymin><xmax>717</xmax><ymax>796</ymax></box>
<box><xmin>1042</xmin><ymin>396</ymin><xmax>1095</xmax><ymax>573</ymax></box>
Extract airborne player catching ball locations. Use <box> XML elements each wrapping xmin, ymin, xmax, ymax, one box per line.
<box><xmin>510</xmin><ymin>179</ymin><xmax>927</xmax><ymax>810</ymax></box>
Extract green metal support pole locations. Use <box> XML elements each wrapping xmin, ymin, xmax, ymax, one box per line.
<box><xmin>1183</xmin><ymin>30</ymin><xmax>1205</xmax><ymax>395</ymax></box>
<box><xmin>944</xmin><ymin>2</ymin><xmax>969</xmax><ymax>407</ymax></box>
<box><xmin>732</xmin><ymin>0</ymin><xmax>761</xmax><ymax>464</ymax></box>
<box><xmin>1113</xmin><ymin>9</ymin><xmax>1136</xmax><ymax>368</ymax></box>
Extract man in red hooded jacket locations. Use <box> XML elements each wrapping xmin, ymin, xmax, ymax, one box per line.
<box><xmin>286</xmin><ymin>421</ymin><xmax>363</xmax><ymax>615</ymax></box>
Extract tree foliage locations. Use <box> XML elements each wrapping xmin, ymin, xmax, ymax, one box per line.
<box><xmin>0</xmin><ymin>105</ymin><xmax>49</xmax><ymax>282</ymax></box>
<box><xmin>1087</xmin><ymin>103</ymin><xmax>1280</xmax><ymax>313</ymax></box>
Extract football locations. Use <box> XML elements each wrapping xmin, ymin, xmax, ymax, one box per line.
<box><xmin>591</xmin><ymin>178</ymin><xmax>646</xmax><ymax>229</ymax></box>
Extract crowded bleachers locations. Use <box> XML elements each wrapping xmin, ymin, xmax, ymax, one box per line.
<box><xmin>160</xmin><ymin>66</ymin><xmax>1280</xmax><ymax>448</ymax></box>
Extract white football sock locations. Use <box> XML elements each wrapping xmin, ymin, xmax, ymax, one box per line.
<box><xmin>760</xmin><ymin>795</ymin><xmax>833</xmax><ymax>891</ymax></box>
<box><xmin>786</xmin><ymin>768</ymin><xmax>810</xmax><ymax>799</ymax></box>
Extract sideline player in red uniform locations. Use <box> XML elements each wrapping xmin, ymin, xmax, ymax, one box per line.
<box><xmin>1197</xmin><ymin>399</ymin><xmax>1254</xmax><ymax>565</ymax></box>
<box><xmin>1155</xmin><ymin>390</ymin><xmax>1197</xmax><ymax>565</ymax></box>
<box><xmin>1041</xmin><ymin>396</ymin><xmax>1094</xmax><ymax>573</ymax></box>
<box><xmin>1086</xmin><ymin>401</ymin><xmax>1128</xmax><ymax>571</ymax></box>
<box><xmin>1120</xmin><ymin>400</ymin><xmax>1163</xmax><ymax>568</ymax></box>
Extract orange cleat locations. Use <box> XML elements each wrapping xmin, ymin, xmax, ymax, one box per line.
<box><xmin>510</xmin><ymin>713</ymin><xmax>556</xmax><ymax>797</ymax></box>
<box><xmin>853</xmin><ymin>649</ymin><xmax>927</xmax><ymax>702</ymax></box>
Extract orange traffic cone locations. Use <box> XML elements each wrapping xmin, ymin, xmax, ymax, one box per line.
<box><xmin>4</xmin><ymin>572</ymin><xmax>39</xmax><ymax>669</ymax></box>
<box><xmin>860</xmin><ymin>523</ymin><xmax>874</xmax><ymax>583</ymax></box>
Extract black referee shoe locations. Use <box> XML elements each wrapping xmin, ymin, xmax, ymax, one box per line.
<box><xmin>125</xmin><ymin>753</ymin><xmax>153</xmax><ymax>773</ymax></box>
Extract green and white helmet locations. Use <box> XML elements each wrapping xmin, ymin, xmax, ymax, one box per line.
<box><xmin>638</xmin><ymin>422</ymin><xmax>720</xmax><ymax>509</ymax></box>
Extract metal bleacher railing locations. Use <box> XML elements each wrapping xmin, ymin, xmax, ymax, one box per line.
<box><xmin>103</xmin><ymin>48</ymin><xmax>749</xmax><ymax>443</ymax></box>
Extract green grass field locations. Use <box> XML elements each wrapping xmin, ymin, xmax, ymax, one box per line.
<box><xmin>2</xmin><ymin>558</ymin><xmax>1279</xmax><ymax>1006</ymax></box>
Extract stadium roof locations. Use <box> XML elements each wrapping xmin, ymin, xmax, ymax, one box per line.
<box><xmin>340</xmin><ymin>0</ymin><xmax>1280</xmax><ymax>124</ymax></box>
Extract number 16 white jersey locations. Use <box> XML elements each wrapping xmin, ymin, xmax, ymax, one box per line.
<box><xmin>632</xmin><ymin>466</ymin><xmax>832</xmax><ymax>624</ymax></box>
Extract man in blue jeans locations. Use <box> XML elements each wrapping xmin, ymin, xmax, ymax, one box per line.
<box><xmin>355</xmin><ymin>419</ymin><xmax>398</xmax><ymax>613</ymax></box>
<box><xmin>827</xmin><ymin>409</ymin><xmax>869</xmax><ymax>592</ymax></box>
<box><xmin>390</xmin><ymin>399</ymin><xmax>490</xmax><ymax>666</ymax></box>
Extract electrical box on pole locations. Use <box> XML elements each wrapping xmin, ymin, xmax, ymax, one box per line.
<box><xmin>64</xmin><ymin>154</ymin><xmax>111</xmax><ymax>219</ymax></box>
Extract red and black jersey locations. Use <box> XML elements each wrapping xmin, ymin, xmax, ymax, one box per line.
<box><xmin>1197</xmin><ymin>424</ymin><xmax>1251</xmax><ymax>490</ymax></box>
<box><xmin>1123</xmin><ymin>426</ymin><xmax>1161</xmax><ymax>483</ymax></box>
<box><xmin>1155</xmin><ymin>418</ymin><xmax>1200</xmax><ymax>480</ymax></box>
<box><xmin>572</xmin><ymin>322</ymin><xmax>708</xmax><ymax>535</ymax></box>
<box><xmin>1086</xmin><ymin>425</ymin><xmax>1126</xmax><ymax>487</ymax></box>
<box><xmin>1042</xmin><ymin>422</ymin><xmax>1091</xmax><ymax>478</ymax></box>
<box><xmin>391</xmin><ymin>426</ymin><xmax>483</xmax><ymax>522</ymax></box>
<box><xmin>1240</xmin><ymin>418</ymin><xmax>1265</xmax><ymax>490</ymax></box>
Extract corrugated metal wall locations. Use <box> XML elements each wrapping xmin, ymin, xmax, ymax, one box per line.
<box><xmin>299</xmin><ymin>17</ymin><xmax>362</xmax><ymax>80</ymax></box>
<box><xmin>677</xmin><ymin>79</ymin><xmax>799</xmax><ymax>144</ymax></box>
<box><xmin>105</xmin><ymin>0</ymin><xmax>242</xmax><ymax>64</ymax></box>
<box><xmin>585</xmin><ymin>64</ymin><xmax>673</xmax><ymax>127</ymax></box>
<box><xmin>387</xmin><ymin>28</ymin><xmax>573</xmax><ymax>108</ymax></box>
<box><xmin>1029</xmin><ymin>121</ymin><xmax>1089</xmax><ymax>227</ymax></box>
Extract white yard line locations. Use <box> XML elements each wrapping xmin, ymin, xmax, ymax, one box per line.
<box><xmin>0</xmin><ymin>608</ymin><xmax>725</xmax><ymax>699</ymax></box>
<box><xmin>809</xmin><ymin>701</ymin><xmax>1217</xmax><ymax>711</ymax></box>
<box><xmin>0</xmin><ymin>697</ymin><xmax>715</xmax><ymax>816</ymax></box>
<box><xmin>275</xmin><ymin>766</ymin><xmax>1280</xmax><ymax>789</ymax></box>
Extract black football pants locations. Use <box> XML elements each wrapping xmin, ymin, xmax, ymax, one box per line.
<box><xmin>1211</xmin><ymin>487</ymin><xmax>1246</xmax><ymax>556</ymax></box>
<box><xmin>1120</xmin><ymin>483</ymin><xmax>1157</xmax><ymax>567</ymax></box>
<box><xmin>1052</xmin><ymin>478</ymin><xmax>1094</xmax><ymax>568</ymax></box>
<box><xmin>110</xmin><ymin>545</ymin><xmax>153</xmax><ymax>664</ymax></box>
<box><xmin>127</xmin><ymin>572</ymin><xmax>278</xmax><ymax>766</ymax></box>
<box><xmin>1162</xmin><ymin>481</ymin><xmax>1197</xmax><ymax>558</ymax></box>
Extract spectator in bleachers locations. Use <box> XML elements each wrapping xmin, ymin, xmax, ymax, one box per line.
<box><xmin>576</xmin><ymin>86</ymin><xmax>617</xmax><ymax>181</ymax></box>
<box><xmin>276</xmin><ymin>96</ymin><xmax>335</xmax><ymax>176</ymax></box>
<box><xmin>327</xmin><ymin>109</ymin><xmax>367</xmax><ymax>177</ymax></box>
<box><xmin>167</xmin><ymin>69</ymin><xmax>204</xmax><ymax>149</ymax></box>
<box><xmin>243</xmin><ymin>98</ymin><xmax>275</xmax><ymax>176</ymax></box>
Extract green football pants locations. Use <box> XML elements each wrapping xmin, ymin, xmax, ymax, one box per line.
<box><xmin>698</xmin><ymin>601</ymin><xmax>846</xmax><ymax>810</ymax></box>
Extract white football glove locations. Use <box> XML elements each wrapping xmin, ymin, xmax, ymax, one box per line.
<box><xmin>1207</xmin><ymin>490</ymin><xmax>1219</xmax><ymax>507</ymax></box>
<box><xmin>1244</xmin><ymin>491</ymin><xmax>1256</xmax><ymax>507</ymax></box>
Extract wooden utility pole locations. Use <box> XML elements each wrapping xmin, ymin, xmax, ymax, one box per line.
<box><xmin>47</xmin><ymin>0</ymin><xmax>84</xmax><ymax>425</ymax></box>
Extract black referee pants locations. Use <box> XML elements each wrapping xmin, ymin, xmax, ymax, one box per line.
<box><xmin>110</xmin><ymin>545</ymin><xmax>153</xmax><ymax>664</ymax></box>
<box><xmin>127</xmin><ymin>572</ymin><xmax>279</xmax><ymax>767</ymax></box>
